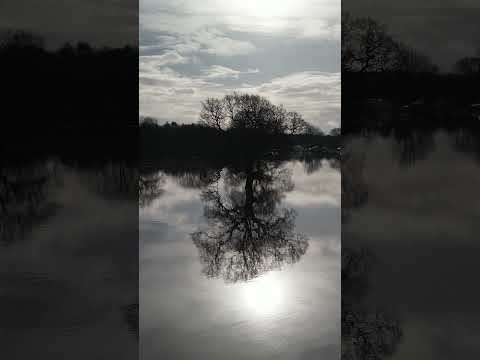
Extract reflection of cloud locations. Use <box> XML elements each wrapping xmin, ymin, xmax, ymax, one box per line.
<box><xmin>285</xmin><ymin>161</ymin><xmax>340</xmax><ymax>207</ymax></box>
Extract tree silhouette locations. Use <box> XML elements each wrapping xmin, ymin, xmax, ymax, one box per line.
<box><xmin>191</xmin><ymin>160</ymin><xmax>308</xmax><ymax>282</ymax></box>
<box><xmin>199</xmin><ymin>92</ymin><xmax>318</xmax><ymax>135</ymax></box>
<box><xmin>342</xmin><ymin>13</ymin><xmax>437</xmax><ymax>73</ymax></box>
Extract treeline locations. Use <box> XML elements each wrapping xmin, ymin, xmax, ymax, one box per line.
<box><xmin>140</xmin><ymin>120</ymin><xmax>340</xmax><ymax>162</ymax></box>
<box><xmin>342</xmin><ymin>14</ymin><xmax>480</xmax><ymax>134</ymax></box>
<box><xmin>0</xmin><ymin>31</ymin><xmax>137</xmax><ymax>160</ymax></box>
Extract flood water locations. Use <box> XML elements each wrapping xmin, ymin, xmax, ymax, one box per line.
<box><xmin>0</xmin><ymin>160</ymin><xmax>138</xmax><ymax>359</ymax></box>
<box><xmin>140</xmin><ymin>157</ymin><xmax>341</xmax><ymax>359</ymax></box>
<box><xmin>343</xmin><ymin>130</ymin><xmax>480</xmax><ymax>359</ymax></box>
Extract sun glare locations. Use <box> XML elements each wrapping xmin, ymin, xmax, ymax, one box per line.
<box><xmin>241</xmin><ymin>273</ymin><xmax>286</xmax><ymax>317</ymax></box>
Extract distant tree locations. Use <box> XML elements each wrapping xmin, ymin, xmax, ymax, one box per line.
<box><xmin>140</xmin><ymin>117</ymin><xmax>158</xmax><ymax>127</ymax></box>
<box><xmin>455</xmin><ymin>56</ymin><xmax>480</xmax><ymax>75</ymax></box>
<box><xmin>57</xmin><ymin>42</ymin><xmax>75</xmax><ymax>57</ymax></box>
<box><xmin>0</xmin><ymin>30</ymin><xmax>44</xmax><ymax>50</ymax></box>
<box><xmin>76</xmin><ymin>42</ymin><xmax>93</xmax><ymax>55</ymax></box>
<box><xmin>342</xmin><ymin>13</ymin><xmax>437</xmax><ymax>73</ymax></box>
<box><xmin>330</xmin><ymin>128</ymin><xmax>341</xmax><ymax>137</ymax></box>
<box><xmin>342</xmin><ymin>13</ymin><xmax>400</xmax><ymax>72</ymax></box>
<box><xmin>199</xmin><ymin>98</ymin><xmax>227</xmax><ymax>130</ymax></box>
<box><xmin>286</xmin><ymin>111</ymin><xmax>309</xmax><ymax>135</ymax></box>
<box><xmin>397</xmin><ymin>45</ymin><xmax>438</xmax><ymax>73</ymax></box>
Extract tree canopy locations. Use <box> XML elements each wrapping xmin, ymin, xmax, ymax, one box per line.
<box><xmin>199</xmin><ymin>92</ymin><xmax>319</xmax><ymax>135</ymax></box>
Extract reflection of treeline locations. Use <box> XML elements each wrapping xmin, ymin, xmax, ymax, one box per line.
<box><xmin>140</xmin><ymin>120</ymin><xmax>340</xmax><ymax>161</ymax></box>
<box><xmin>0</xmin><ymin>31</ymin><xmax>137</xmax><ymax>159</ymax></box>
<box><xmin>342</xmin><ymin>14</ymin><xmax>480</xmax><ymax>134</ymax></box>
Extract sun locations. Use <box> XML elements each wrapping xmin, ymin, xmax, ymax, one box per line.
<box><xmin>240</xmin><ymin>273</ymin><xmax>286</xmax><ymax>317</ymax></box>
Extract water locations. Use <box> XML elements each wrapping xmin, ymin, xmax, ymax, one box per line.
<box><xmin>343</xmin><ymin>130</ymin><xmax>480</xmax><ymax>359</ymax></box>
<box><xmin>140</xmin><ymin>158</ymin><xmax>341</xmax><ymax>359</ymax></box>
<box><xmin>0</xmin><ymin>160</ymin><xmax>138</xmax><ymax>359</ymax></box>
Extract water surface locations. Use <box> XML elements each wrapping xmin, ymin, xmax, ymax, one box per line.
<box><xmin>0</xmin><ymin>160</ymin><xmax>138</xmax><ymax>359</ymax></box>
<box><xmin>140</xmin><ymin>158</ymin><xmax>341</xmax><ymax>359</ymax></box>
<box><xmin>343</xmin><ymin>130</ymin><xmax>480</xmax><ymax>359</ymax></box>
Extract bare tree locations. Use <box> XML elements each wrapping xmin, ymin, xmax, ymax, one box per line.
<box><xmin>342</xmin><ymin>14</ymin><xmax>399</xmax><ymax>72</ymax></box>
<box><xmin>199</xmin><ymin>93</ymin><xmax>316</xmax><ymax>135</ymax></box>
<box><xmin>343</xmin><ymin>13</ymin><xmax>437</xmax><ymax>73</ymax></box>
<box><xmin>286</xmin><ymin>111</ymin><xmax>309</xmax><ymax>135</ymax></box>
<box><xmin>199</xmin><ymin>98</ymin><xmax>227</xmax><ymax>131</ymax></box>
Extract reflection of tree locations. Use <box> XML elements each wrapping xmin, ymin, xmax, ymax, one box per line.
<box><xmin>453</xmin><ymin>128</ymin><xmax>480</xmax><ymax>163</ymax></box>
<box><xmin>174</xmin><ymin>168</ymin><xmax>221</xmax><ymax>189</ymax></box>
<box><xmin>121</xmin><ymin>303</ymin><xmax>139</xmax><ymax>340</ymax></box>
<box><xmin>342</xmin><ymin>148</ymin><xmax>368</xmax><ymax>222</ymax></box>
<box><xmin>139</xmin><ymin>172</ymin><xmax>165</xmax><ymax>208</ymax></box>
<box><xmin>192</xmin><ymin>160</ymin><xmax>308</xmax><ymax>282</ymax></box>
<box><xmin>392</xmin><ymin>131</ymin><xmax>435</xmax><ymax>167</ymax></box>
<box><xmin>342</xmin><ymin>248</ymin><xmax>402</xmax><ymax>360</ymax></box>
<box><xmin>342</xmin><ymin>143</ymin><xmax>402</xmax><ymax>359</ymax></box>
<box><xmin>85</xmin><ymin>163</ymin><xmax>138</xmax><ymax>199</ymax></box>
<box><xmin>302</xmin><ymin>157</ymin><xmax>323</xmax><ymax>174</ymax></box>
<box><xmin>0</xmin><ymin>163</ymin><xmax>56</xmax><ymax>244</ymax></box>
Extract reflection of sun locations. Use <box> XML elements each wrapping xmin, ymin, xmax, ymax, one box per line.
<box><xmin>241</xmin><ymin>273</ymin><xmax>285</xmax><ymax>317</ymax></box>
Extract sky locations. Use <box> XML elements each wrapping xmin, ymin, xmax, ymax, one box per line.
<box><xmin>140</xmin><ymin>0</ymin><xmax>341</xmax><ymax>131</ymax></box>
<box><xmin>0</xmin><ymin>0</ymin><xmax>137</xmax><ymax>47</ymax></box>
<box><xmin>344</xmin><ymin>0</ymin><xmax>480</xmax><ymax>72</ymax></box>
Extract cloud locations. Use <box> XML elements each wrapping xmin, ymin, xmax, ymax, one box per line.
<box><xmin>140</xmin><ymin>60</ymin><xmax>340</xmax><ymax>130</ymax></box>
<box><xmin>141</xmin><ymin>0</ymin><xmax>340</xmax><ymax>41</ymax></box>
<box><xmin>148</xmin><ymin>28</ymin><xmax>256</xmax><ymax>57</ymax></box>
<box><xmin>202</xmin><ymin>65</ymin><xmax>259</xmax><ymax>79</ymax></box>
<box><xmin>141</xmin><ymin>51</ymin><xmax>190</xmax><ymax>67</ymax></box>
<box><xmin>244</xmin><ymin>72</ymin><xmax>341</xmax><ymax>130</ymax></box>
